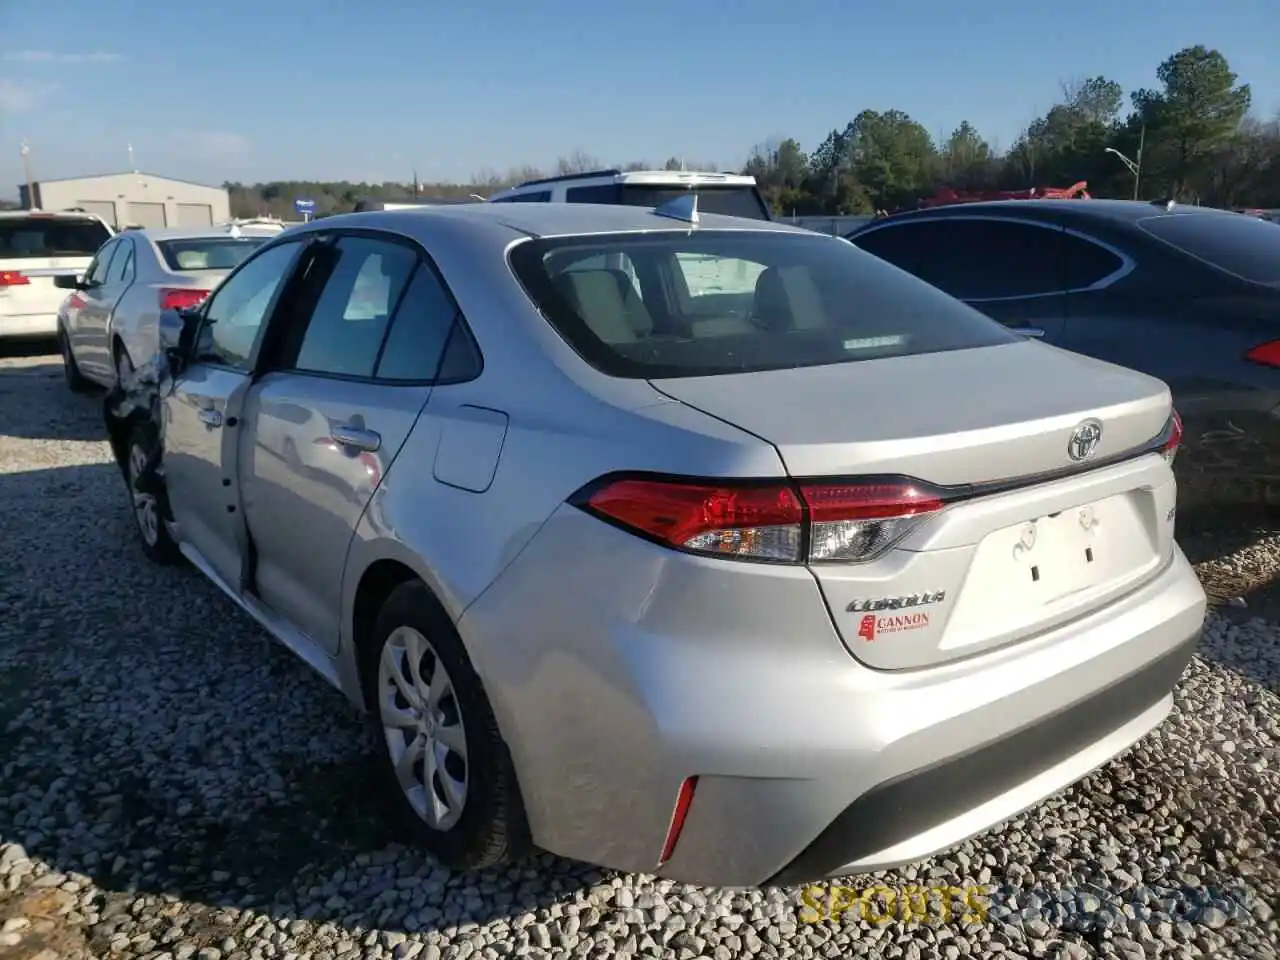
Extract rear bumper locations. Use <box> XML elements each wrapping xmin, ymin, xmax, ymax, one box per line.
<box><xmin>0</xmin><ymin>312</ymin><xmax>59</xmax><ymax>337</ymax></box>
<box><xmin>462</xmin><ymin>506</ymin><xmax>1207</xmax><ymax>887</ymax></box>
<box><xmin>766</xmin><ymin>628</ymin><xmax>1198</xmax><ymax>885</ymax></box>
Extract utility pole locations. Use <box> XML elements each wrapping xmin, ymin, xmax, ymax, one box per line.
<box><xmin>1104</xmin><ymin>125</ymin><xmax>1145</xmax><ymax>202</ymax></box>
<box><xmin>20</xmin><ymin>139</ymin><xmax>35</xmax><ymax>209</ymax></box>
<box><xmin>1133</xmin><ymin>124</ymin><xmax>1145</xmax><ymax>201</ymax></box>
<box><xmin>128</xmin><ymin>143</ymin><xmax>136</xmax><ymax>172</ymax></box>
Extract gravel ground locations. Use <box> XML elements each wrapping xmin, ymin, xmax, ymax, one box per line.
<box><xmin>1</xmin><ymin>346</ymin><xmax>1277</xmax><ymax>960</ymax></box>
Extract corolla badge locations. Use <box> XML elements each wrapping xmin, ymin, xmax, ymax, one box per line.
<box><xmin>846</xmin><ymin>591</ymin><xmax>946</xmax><ymax>613</ymax></box>
<box><xmin>1067</xmin><ymin>419</ymin><xmax>1103</xmax><ymax>462</ymax></box>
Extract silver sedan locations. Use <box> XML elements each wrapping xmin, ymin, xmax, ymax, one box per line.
<box><xmin>56</xmin><ymin>223</ymin><xmax>278</xmax><ymax>391</ymax></box>
<box><xmin>106</xmin><ymin>199</ymin><xmax>1206</xmax><ymax>887</ymax></box>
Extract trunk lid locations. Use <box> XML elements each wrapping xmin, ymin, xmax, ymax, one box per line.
<box><xmin>158</xmin><ymin>268</ymin><xmax>232</xmax><ymax>292</ymax></box>
<box><xmin>650</xmin><ymin>340</ymin><xmax>1171</xmax><ymax>485</ymax></box>
<box><xmin>651</xmin><ymin>339</ymin><xmax>1178</xmax><ymax>669</ymax></box>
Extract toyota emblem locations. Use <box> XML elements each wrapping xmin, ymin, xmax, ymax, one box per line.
<box><xmin>1067</xmin><ymin>419</ymin><xmax>1103</xmax><ymax>462</ymax></box>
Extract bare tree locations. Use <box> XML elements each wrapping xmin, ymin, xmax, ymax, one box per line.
<box><xmin>555</xmin><ymin>150</ymin><xmax>602</xmax><ymax>175</ymax></box>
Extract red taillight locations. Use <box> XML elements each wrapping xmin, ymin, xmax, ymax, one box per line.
<box><xmin>1245</xmin><ymin>339</ymin><xmax>1280</xmax><ymax>368</ymax></box>
<box><xmin>1162</xmin><ymin>410</ymin><xmax>1183</xmax><ymax>464</ymax></box>
<box><xmin>657</xmin><ymin>776</ymin><xmax>698</xmax><ymax>866</ymax></box>
<box><xmin>0</xmin><ymin>270</ymin><xmax>29</xmax><ymax>287</ymax></box>
<box><xmin>159</xmin><ymin>288</ymin><xmax>209</xmax><ymax>311</ymax></box>
<box><xmin>577</xmin><ymin>475</ymin><xmax>945</xmax><ymax>563</ymax></box>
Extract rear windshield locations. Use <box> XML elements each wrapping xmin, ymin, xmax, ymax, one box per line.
<box><xmin>507</xmin><ymin>230</ymin><xmax>1018</xmax><ymax>379</ymax></box>
<box><xmin>0</xmin><ymin>216</ymin><xmax>111</xmax><ymax>259</ymax></box>
<box><xmin>156</xmin><ymin>237</ymin><xmax>268</xmax><ymax>272</ymax></box>
<box><xmin>620</xmin><ymin>185</ymin><xmax>771</xmax><ymax>220</ymax></box>
<box><xmin>1138</xmin><ymin>212</ymin><xmax>1280</xmax><ymax>286</ymax></box>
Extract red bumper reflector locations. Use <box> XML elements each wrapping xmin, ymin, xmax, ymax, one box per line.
<box><xmin>658</xmin><ymin>776</ymin><xmax>698</xmax><ymax>866</ymax></box>
<box><xmin>1245</xmin><ymin>339</ymin><xmax>1280</xmax><ymax>368</ymax></box>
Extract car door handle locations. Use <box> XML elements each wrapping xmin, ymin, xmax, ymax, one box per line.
<box><xmin>1010</xmin><ymin>326</ymin><xmax>1046</xmax><ymax>339</ymax></box>
<box><xmin>330</xmin><ymin>424</ymin><xmax>381</xmax><ymax>452</ymax></box>
<box><xmin>197</xmin><ymin>408</ymin><xmax>224</xmax><ymax>428</ymax></box>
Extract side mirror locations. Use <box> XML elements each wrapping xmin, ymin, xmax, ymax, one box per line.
<box><xmin>158</xmin><ymin>308</ymin><xmax>186</xmax><ymax>349</ymax></box>
<box><xmin>53</xmin><ymin>274</ymin><xmax>84</xmax><ymax>291</ymax></box>
<box><xmin>159</xmin><ymin>306</ymin><xmax>203</xmax><ymax>353</ymax></box>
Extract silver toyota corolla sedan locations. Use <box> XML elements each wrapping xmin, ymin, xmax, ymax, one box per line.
<box><xmin>106</xmin><ymin>199</ymin><xmax>1207</xmax><ymax>887</ymax></box>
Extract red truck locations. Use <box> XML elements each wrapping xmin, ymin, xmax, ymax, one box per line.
<box><xmin>916</xmin><ymin>181</ymin><xmax>1091</xmax><ymax>209</ymax></box>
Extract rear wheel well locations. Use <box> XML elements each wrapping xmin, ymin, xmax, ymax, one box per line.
<box><xmin>351</xmin><ymin>559</ymin><xmax>427</xmax><ymax>708</ymax></box>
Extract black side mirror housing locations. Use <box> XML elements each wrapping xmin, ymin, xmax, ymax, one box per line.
<box><xmin>159</xmin><ymin>306</ymin><xmax>203</xmax><ymax>358</ymax></box>
<box><xmin>53</xmin><ymin>274</ymin><xmax>84</xmax><ymax>291</ymax></box>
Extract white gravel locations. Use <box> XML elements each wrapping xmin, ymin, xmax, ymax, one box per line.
<box><xmin>1</xmin><ymin>348</ymin><xmax>1277</xmax><ymax>960</ymax></box>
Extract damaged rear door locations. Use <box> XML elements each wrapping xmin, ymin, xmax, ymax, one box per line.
<box><xmin>235</xmin><ymin>233</ymin><xmax>442</xmax><ymax>654</ymax></box>
<box><xmin>161</xmin><ymin>238</ymin><xmax>311</xmax><ymax>588</ymax></box>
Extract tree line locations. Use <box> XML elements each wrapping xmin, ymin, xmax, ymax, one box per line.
<box><xmin>223</xmin><ymin>45</ymin><xmax>1278</xmax><ymax>220</ymax></box>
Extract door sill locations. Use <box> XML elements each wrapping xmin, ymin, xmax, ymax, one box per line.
<box><xmin>179</xmin><ymin>542</ymin><xmax>343</xmax><ymax>692</ymax></box>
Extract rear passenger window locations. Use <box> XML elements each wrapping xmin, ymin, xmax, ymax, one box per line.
<box><xmin>849</xmin><ymin>225</ymin><xmax>920</xmax><ymax>273</ymax></box>
<box><xmin>111</xmin><ymin>242</ymin><xmax>135</xmax><ymax>284</ymax></box>
<box><xmin>566</xmin><ymin>185</ymin><xmax>619</xmax><ymax>204</ymax></box>
<box><xmin>1063</xmin><ymin>234</ymin><xmax>1124</xmax><ymax>289</ymax></box>
<box><xmin>916</xmin><ymin>221</ymin><xmax>1064</xmax><ymax>300</ymax></box>
<box><xmin>87</xmin><ymin>240</ymin><xmax>120</xmax><ymax>286</ymax></box>
<box><xmin>495</xmin><ymin>191</ymin><xmax>551</xmax><ymax>203</ymax></box>
<box><xmin>373</xmin><ymin>264</ymin><xmax>472</xmax><ymax>382</ymax></box>
<box><xmin>434</xmin><ymin>324</ymin><xmax>483</xmax><ymax>382</ymax></box>
<box><xmin>292</xmin><ymin>237</ymin><xmax>417</xmax><ymax>378</ymax></box>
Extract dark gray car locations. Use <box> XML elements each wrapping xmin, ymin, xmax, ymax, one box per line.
<box><xmin>847</xmin><ymin>200</ymin><xmax>1280</xmax><ymax>508</ymax></box>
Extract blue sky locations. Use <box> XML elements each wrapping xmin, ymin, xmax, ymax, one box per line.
<box><xmin>1</xmin><ymin>0</ymin><xmax>1276</xmax><ymax>195</ymax></box>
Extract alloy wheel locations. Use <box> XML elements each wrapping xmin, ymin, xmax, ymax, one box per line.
<box><xmin>128</xmin><ymin>443</ymin><xmax>159</xmax><ymax>547</ymax></box>
<box><xmin>378</xmin><ymin>626</ymin><xmax>469</xmax><ymax>830</ymax></box>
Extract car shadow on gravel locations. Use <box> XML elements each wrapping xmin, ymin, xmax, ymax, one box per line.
<box><xmin>0</xmin><ymin>356</ymin><xmax>108</xmax><ymax>443</ymax></box>
<box><xmin>0</xmin><ymin>459</ymin><xmax>598</xmax><ymax>946</ymax></box>
<box><xmin>1176</xmin><ymin>503</ymin><xmax>1279</xmax><ymax>567</ymax></box>
<box><xmin>1176</xmin><ymin>503</ymin><xmax>1280</xmax><ymax>691</ymax></box>
<box><xmin>0</xmin><ymin>338</ymin><xmax>59</xmax><ymax>360</ymax></box>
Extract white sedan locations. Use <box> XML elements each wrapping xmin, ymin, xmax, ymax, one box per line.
<box><xmin>57</xmin><ymin>223</ymin><xmax>279</xmax><ymax>391</ymax></box>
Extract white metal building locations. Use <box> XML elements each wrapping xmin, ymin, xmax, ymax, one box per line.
<box><xmin>19</xmin><ymin>172</ymin><xmax>232</xmax><ymax>229</ymax></box>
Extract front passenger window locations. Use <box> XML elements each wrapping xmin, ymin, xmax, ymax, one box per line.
<box><xmin>200</xmin><ymin>240</ymin><xmax>304</xmax><ymax>370</ymax></box>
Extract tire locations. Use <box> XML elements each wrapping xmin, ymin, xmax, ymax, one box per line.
<box><xmin>363</xmin><ymin>581</ymin><xmax>529</xmax><ymax>871</ymax></box>
<box><xmin>126</xmin><ymin>420</ymin><xmax>182</xmax><ymax>565</ymax></box>
<box><xmin>59</xmin><ymin>326</ymin><xmax>94</xmax><ymax>394</ymax></box>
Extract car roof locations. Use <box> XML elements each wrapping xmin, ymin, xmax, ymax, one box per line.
<box><xmin>504</xmin><ymin>168</ymin><xmax>758</xmax><ymax>190</ymax></box>
<box><xmin>864</xmin><ymin>198</ymin><xmax>1241</xmax><ymax>229</ymax></box>
<box><xmin>126</xmin><ymin>225</ymin><xmax>282</xmax><ymax>242</ymax></box>
<box><xmin>0</xmin><ymin>209</ymin><xmax>108</xmax><ymax>222</ymax></box>
<box><xmin>297</xmin><ymin>201</ymin><xmax>808</xmax><ymax>241</ymax></box>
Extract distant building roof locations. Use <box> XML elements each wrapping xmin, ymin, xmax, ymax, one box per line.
<box><xmin>32</xmin><ymin>170</ymin><xmax>227</xmax><ymax>191</ymax></box>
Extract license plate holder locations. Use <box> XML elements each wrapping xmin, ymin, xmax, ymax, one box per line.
<box><xmin>995</xmin><ymin>501</ymin><xmax>1114</xmax><ymax>602</ymax></box>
